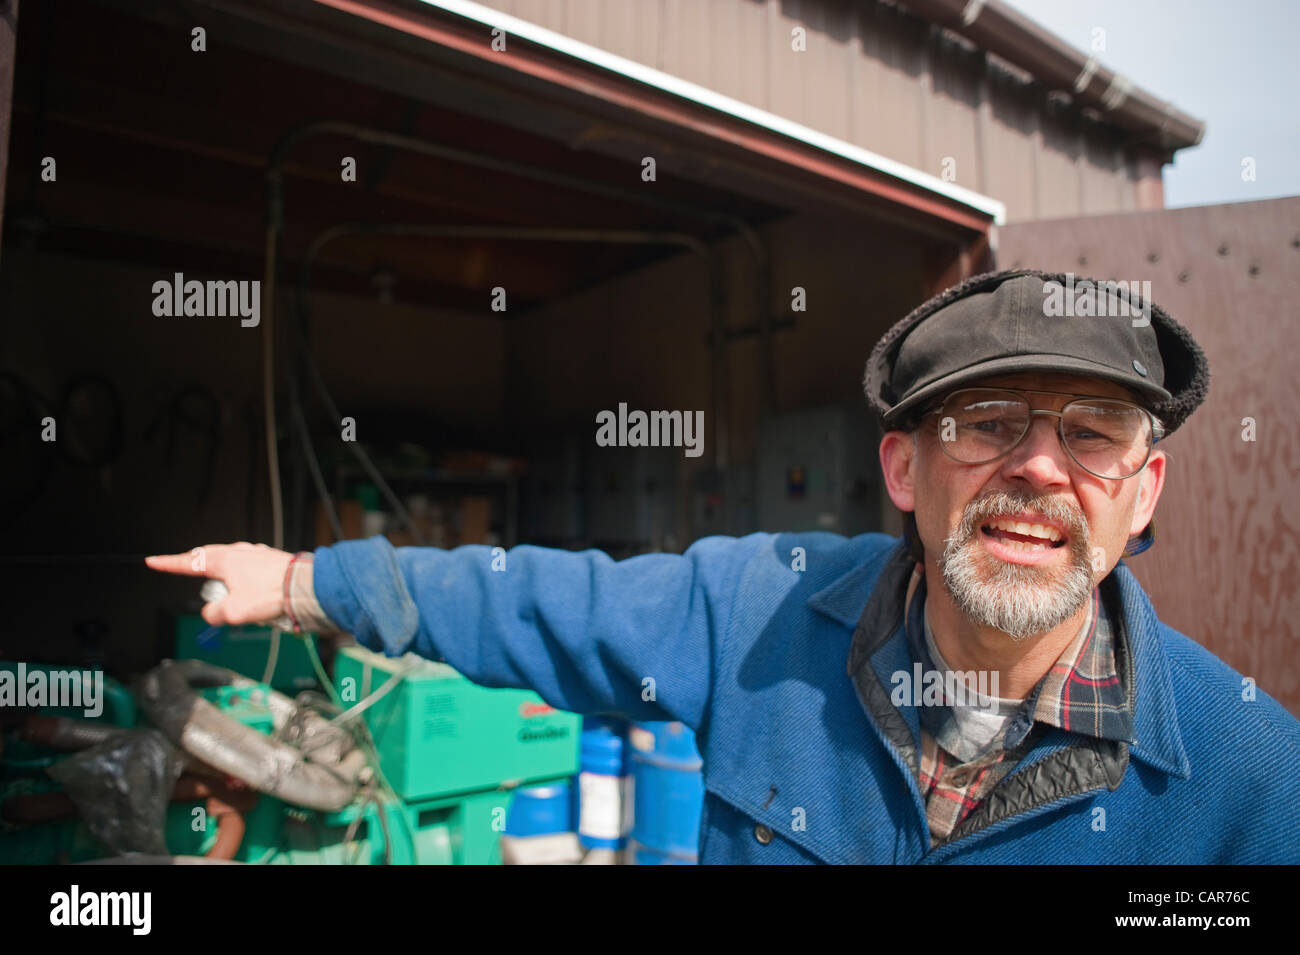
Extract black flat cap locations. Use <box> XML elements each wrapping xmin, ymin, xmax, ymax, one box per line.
<box><xmin>863</xmin><ymin>269</ymin><xmax>1209</xmax><ymax>435</ymax></box>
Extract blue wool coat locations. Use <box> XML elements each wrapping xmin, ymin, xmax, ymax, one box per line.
<box><xmin>312</xmin><ymin>531</ymin><xmax>1300</xmax><ymax>864</ymax></box>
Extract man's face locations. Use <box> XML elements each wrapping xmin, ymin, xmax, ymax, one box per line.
<box><xmin>879</xmin><ymin>371</ymin><xmax>1166</xmax><ymax>639</ymax></box>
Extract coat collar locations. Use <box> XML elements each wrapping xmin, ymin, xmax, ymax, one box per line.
<box><xmin>807</xmin><ymin>538</ymin><xmax>1190</xmax><ymax>780</ymax></box>
<box><xmin>806</xmin><ymin>537</ymin><xmax>904</xmax><ymax>630</ymax></box>
<box><xmin>1107</xmin><ymin>560</ymin><xmax>1191</xmax><ymax>779</ymax></box>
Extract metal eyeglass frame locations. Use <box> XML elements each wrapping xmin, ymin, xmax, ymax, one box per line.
<box><xmin>923</xmin><ymin>387</ymin><xmax>1160</xmax><ymax>480</ymax></box>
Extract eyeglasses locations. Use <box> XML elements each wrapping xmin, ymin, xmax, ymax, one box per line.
<box><xmin>926</xmin><ymin>388</ymin><xmax>1157</xmax><ymax>480</ymax></box>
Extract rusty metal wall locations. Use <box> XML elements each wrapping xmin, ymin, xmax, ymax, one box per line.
<box><xmin>997</xmin><ymin>198</ymin><xmax>1300</xmax><ymax>716</ymax></box>
<box><xmin>492</xmin><ymin>0</ymin><xmax>1156</xmax><ymax>221</ymax></box>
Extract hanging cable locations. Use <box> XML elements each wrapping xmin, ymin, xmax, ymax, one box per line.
<box><xmin>302</xmin><ymin>354</ymin><xmax>426</xmax><ymax>545</ymax></box>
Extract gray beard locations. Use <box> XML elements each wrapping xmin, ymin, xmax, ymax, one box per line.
<box><xmin>938</xmin><ymin>490</ymin><xmax>1095</xmax><ymax>641</ymax></box>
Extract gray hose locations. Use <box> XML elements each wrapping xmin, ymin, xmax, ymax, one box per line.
<box><xmin>21</xmin><ymin>716</ymin><xmax>122</xmax><ymax>751</ymax></box>
<box><xmin>137</xmin><ymin>660</ymin><xmax>365</xmax><ymax>812</ymax></box>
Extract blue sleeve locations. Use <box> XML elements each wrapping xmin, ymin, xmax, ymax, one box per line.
<box><xmin>311</xmin><ymin>534</ymin><xmax>763</xmax><ymax>730</ymax></box>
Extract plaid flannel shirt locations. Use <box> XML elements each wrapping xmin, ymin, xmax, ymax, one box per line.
<box><xmin>905</xmin><ymin>566</ymin><xmax>1134</xmax><ymax>847</ymax></box>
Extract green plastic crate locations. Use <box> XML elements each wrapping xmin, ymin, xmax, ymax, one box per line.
<box><xmin>333</xmin><ymin>645</ymin><xmax>580</xmax><ymax>803</ymax></box>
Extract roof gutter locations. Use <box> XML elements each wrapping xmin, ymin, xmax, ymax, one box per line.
<box><xmin>313</xmin><ymin>0</ymin><xmax>1005</xmax><ymax>228</ymax></box>
<box><xmin>901</xmin><ymin>0</ymin><xmax>1205</xmax><ymax>151</ymax></box>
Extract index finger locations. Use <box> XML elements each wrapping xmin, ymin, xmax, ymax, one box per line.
<box><xmin>144</xmin><ymin>546</ymin><xmax>224</xmax><ymax>577</ymax></box>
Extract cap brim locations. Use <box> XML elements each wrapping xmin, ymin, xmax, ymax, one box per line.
<box><xmin>883</xmin><ymin>353</ymin><xmax>1173</xmax><ymax>426</ymax></box>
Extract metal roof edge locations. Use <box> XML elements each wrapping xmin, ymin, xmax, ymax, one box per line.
<box><xmin>900</xmin><ymin>0</ymin><xmax>1205</xmax><ymax>152</ymax></box>
<box><xmin>411</xmin><ymin>0</ymin><xmax>1007</xmax><ymax>226</ymax></box>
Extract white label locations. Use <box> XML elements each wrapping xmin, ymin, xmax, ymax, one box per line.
<box><xmin>578</xmin><ymin>773</ymin><xmax>624</xmax><ymax>840</ymax></box>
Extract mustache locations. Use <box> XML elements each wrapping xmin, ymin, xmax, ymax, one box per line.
<box><xmin>954</xmin><ymin>490</ymin><xmax>1090</xmax><ymax>551</ymax></box>
<box><xmin>940</xmin><ymin>489</ymin><xmax>1096</xmax><ymax>639</ymax></box>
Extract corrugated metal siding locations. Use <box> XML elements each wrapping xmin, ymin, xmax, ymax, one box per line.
<box><xmin>983</xmin><ymin>66</ymin><xmax>1040</xmax><ymax>218</ymax></box>
<box><xmin>1035</xmin><ymin>109</ymin><xmax>1086</xmax><ymax>218</ymax></box>
<box><xmin>997</xmin><ymin>198</ymin><xmax>1300</xmax><ymax>716</ymax></box>
<box><xmin>925</xmin><ymin>31</ymin><xmax>982</xmax><ymax>190</ymax></box>
<box><xmin>853</xmin><ymin>2</ymin><xmax>929</xmax><ymax>168</ymax></box>
<box><xmin>485</xmin><ymin>0</ymin><xmax>1155</xmax><ymax>222</ymax></box>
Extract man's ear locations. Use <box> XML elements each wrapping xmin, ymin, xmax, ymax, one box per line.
<box><xmin>879</xmin><ymin>429</ymin><xmax>918</xmax><ymax>513</ymax></box>
<box><xmin>1129</xmin><ymin>448</ymin><xmax>1167</xmax><ymax>537</ymax></box>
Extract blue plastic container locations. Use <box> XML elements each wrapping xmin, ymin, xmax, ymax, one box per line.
<box><xmin>630</xmin><ymin>842</ymin><xmax>697</xmax><ymax>865</ymax></box>
<box><xmin>505</xmin><ymin>781</ymin><xmax>572</xmax><ymax>837</ymax></box>
<box><xmin>629</xmin><ymin>721</ymin><xmax>704</xmax><ymax>864</ymax></box>
<box><xmin>575</xmin><ymin>716</ymin><xmax>631</xmax><ymax>850</ymax></box>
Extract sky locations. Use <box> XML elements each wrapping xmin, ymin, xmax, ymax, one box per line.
<box><xmin>1000</xmin><ymin>0</ymin><xmax>1300</xmax><ymax>207</ymax></box>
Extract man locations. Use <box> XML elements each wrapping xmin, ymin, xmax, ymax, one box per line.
<box><xmin>148</xmin><ymin>268</ymin><xmax>1299</xmax><ymax>863</ymax></box>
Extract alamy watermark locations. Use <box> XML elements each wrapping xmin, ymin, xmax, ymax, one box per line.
<box><xmin>595</xmin><ymin>403</ymin><xmax>703</xmax><ymax>458</ymax></box>
<box><xmin>151</xmin><ymin>273</ymin><xmax>260</xmax><ymax>327</ymax></box>
<box><xmin>0</xmin><ymin>663</ymin><xmax>105</xmax><ymax>718</ymax></box>
<box><xmin>890</xmin><ymin>663</ymin><xmax>1000</xmax><ymax>711</ymax></box>
<box><xmin>50</xmin><ymin>885</ymin><xmax>151</xmax><ymax>935</ymax></box>
<box><xmin>1042</xmin><ymin>273</ymin><xmax>1151</xmax><ymax>327</ymax></box>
